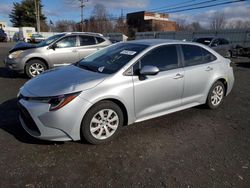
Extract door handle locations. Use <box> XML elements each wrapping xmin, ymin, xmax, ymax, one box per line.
<box><xmin>72</xmin><ymin>49</ymin><xmax>78</xmax><ymax>53</ymax></box>
<box><xmin>173</xmin><ymin>73</ymin><xmax>184</xmax><ymax>79</ymax></box>
<box><xmin>205</xmin><ymin>66</ymin><xmax>213</xmax><ymax>71</ymax></box>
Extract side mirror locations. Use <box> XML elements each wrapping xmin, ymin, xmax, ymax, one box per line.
<box><xmin>50</xmin><ymin>43</ymin><xmax>57</xmax><ymax>50</ymax></box>
<box><xmin>140</xmin><ymin>65</ymin><xmax>160</xmax><ymax>76</ymax></box>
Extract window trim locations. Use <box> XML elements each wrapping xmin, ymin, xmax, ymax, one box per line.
<box><xmin>180</xmin><ymin>44</ymin><xmax>217</xmax><ymax>67</ymax></box>
<box><xmin>128</xmin><ymin>44</ymin><xmax>182</xmax><ymax>76</ymax></box>
<box><xmin>78</xmin><ymin>35</ymin><xmax>97</xmax><ymax>46</ymax></box>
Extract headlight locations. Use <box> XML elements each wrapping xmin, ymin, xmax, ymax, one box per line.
<box><xmin>26</xmin><ymin>92</ymin><xmax>81</xmax><ymax>111</ymax></box>
<box><xmin>8</xmin><ymin>50</ymin><xmax>24</xmax><ymax>59</ymax></box>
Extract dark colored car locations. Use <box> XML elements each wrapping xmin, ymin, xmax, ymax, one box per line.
<box><xmin>0</xmin><ymin>29</ymin><xmax>7</xmax><ymax>42</ymax></box>
<box><xmin>193</xmin><ymin>37</ymin><xmax>233</xmax><ymax>58</ymax></box>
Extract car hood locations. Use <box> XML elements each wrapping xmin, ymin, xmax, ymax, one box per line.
<box><xmin>9</xmin><ymin>41</ymin><xmax>36</xmax><ymax>53</ymax></box>
<box><xmin>22</xmin><ymin>65</ymin><xmax>108</xmax><ymax>97</ymax></box>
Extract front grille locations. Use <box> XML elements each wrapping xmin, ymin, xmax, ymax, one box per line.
<box><xmin>17</xmin><ymin>102</ymin><xmax>41</xmax><ymax>136</ymax></box>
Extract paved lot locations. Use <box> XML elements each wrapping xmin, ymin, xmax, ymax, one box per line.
<box><xmin>0</xmin><ymin>42</ymin><xmax>249</xmax><ymax>187</ymax></box>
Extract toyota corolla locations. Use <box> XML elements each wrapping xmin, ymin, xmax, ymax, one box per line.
<box><xmin>17</xmin><ymin>40</ymin><xmax>234</xmax><ymax>144</ymax></box>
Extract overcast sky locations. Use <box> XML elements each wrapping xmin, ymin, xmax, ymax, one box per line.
<box><xmin>0</xmin><ymin>0</ymin><xmax>250</xmax><ymax>27</ymax></box>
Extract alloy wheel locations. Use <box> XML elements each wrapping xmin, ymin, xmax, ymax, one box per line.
<box><xmin>211</xmin><ymin>85</ymin><xmax>224</xmax><ymax>106</ymax></box>
<box><xmin>90</xmin><ymin>109</ymin><xmax>119</xmax><ymax>140</ymax></box>
<box><xmin>29</xmin><ymin>63</ymin><xmax>45</xmax><ymax>77</ymax></box>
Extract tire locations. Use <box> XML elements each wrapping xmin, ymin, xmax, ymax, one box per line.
<box><xmin>25</xmin><ymin>59</ymin><xmax>47</xmax><ymax>78</ymax></box>
<box><xmin>81</xmin><ymin>101</ymin><xmax>124</xmax><ymax>144</ymax></box>
<box><xmin>206</xmin><ymin>81</ymin><xmax>225</xmax><ymax>109</ymax></box>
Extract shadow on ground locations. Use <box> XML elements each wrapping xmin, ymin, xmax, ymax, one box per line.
<box><xmin>235</xmin><ymin>62</ymin><xmax>250</xmax><ymax>68</ymax></box>
<box><xmin>0</xmin><ymin>67</ymin><xmax>27</xmax><ymax>79</ymax></box>
<box><xmin>0</xmin><ymin>98</ymin><xmax>63</xmax><ymax>145</ymax></box>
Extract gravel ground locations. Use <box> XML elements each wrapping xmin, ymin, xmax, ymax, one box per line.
<box><xmin>0</xmin><ymin>42</ymin><xmax>249</xmax><ymax>187</ymax></box>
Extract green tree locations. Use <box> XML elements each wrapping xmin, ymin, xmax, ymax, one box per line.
<box><xmin>9</xmin><ymin>0</ymin><xmax>48</xmax><ymax>31</ymax></box>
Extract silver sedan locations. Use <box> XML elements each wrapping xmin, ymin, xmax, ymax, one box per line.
<box><xmin>18</xmin><ymin>40</ymin><xmax>234</xmax><ymax>144</ymax></box>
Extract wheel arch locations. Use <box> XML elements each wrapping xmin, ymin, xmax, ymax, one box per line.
<box><xmin>25</xmin><ymin>57</ymin><xmax>49</xmax><ymax>69</ymax></box>
<box><xmin>95</xmin><ymin>98</ymin><xmax>128</xmax><ymax>126</ymax></box>
<box><xmin>215</xmin><ymin>78</ymin><xmax>228</xmax><ymax>96</ymax></box>
<box><xmin>204</xmin><ymin>77</ymin><xmax>228</xmax><ymax>104</ymax></box>
<box><xmin>83</xmin><ymin>98</ymin><xmax>129</xmax><ymax>127</ymax></box>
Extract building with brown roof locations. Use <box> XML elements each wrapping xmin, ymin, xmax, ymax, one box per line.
<box><xmin>127</xmin><ymin>11</ymin><xmax>177</xmax><ymax>33</ymax></box>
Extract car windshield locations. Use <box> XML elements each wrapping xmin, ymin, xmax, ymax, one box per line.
<box><xmin>36</xmin><ymin>34</ymin><xmax>65</xmax><ymax>47</ymax></box>
<box><xmin>77</xmin><ymin>43</ymin><xmax>148</xmax><ymax>74</ymax></box>
<box><xmin>194</xmin><ymin>38</ymin><xmax>213</xmax><ymax>45</ymax></box>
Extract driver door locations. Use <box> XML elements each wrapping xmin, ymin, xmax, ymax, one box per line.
<box><xmin>47</xmin><ymin>35</ymin><xmax>79</xmax><ymax>67</ymax></box>
<box><xmin>132</xmin><ymin>45</ymin><xmax>184</xmax><ymax>120</ymax></box>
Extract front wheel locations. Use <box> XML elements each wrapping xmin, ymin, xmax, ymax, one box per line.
<box><xmin>25</xmin><ymin>59</ymin><xmax>47</xmax><ymax>78</ymax></box>
<box><xmin>206</xmin><ymin>81</ymin><xmax>225</xmax><ymax>109</ymax></box>
<box><xmin>81</xmin><ymin>101</ymin><xmax>124</xmax><ymax>144</ymax></box>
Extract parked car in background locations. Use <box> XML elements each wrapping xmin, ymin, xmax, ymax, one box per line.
<box><xmin>5</xmin><ymin>32</ymin><xmax>112</xmax><ymax>77</ymax></box>
<box><xmin>29</xmin><ymin>34</ymin><xmax>45</xmax><ymax>43</ymax></box>
<box><xmin>17</xmin><ymin>39</ymin><xmax>234</xmax><ymax>144</ymax></box>
<box><xmin>0</xmin><ymin>29</ymin><xmax>7</xmax><ymax>42</ymax></box>
<box><xmin>192</xmin><ymin>37</ymin><xmax>234</xmax><ymax>58</ymax></box>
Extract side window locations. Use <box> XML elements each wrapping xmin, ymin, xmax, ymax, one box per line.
<box><xmin>202</xmin><ymin>48</ymin><xmax>217</xmax><ymax>63</ymax></box>
<box><xmin>136</xmin><ymin>45</ymin><xmax>179</xmax><ymax>72</ymax></box>
<box><xmin>96</xmin><ymin>37</ymin><xmax>105</xmax><ymax>43</ymax></box>
<box><xmin>79</xmin><ymin>35</ymin><xmax>96</xmax><ymax>46</ymax></box>
<box><xmin>182</xmin><ymin>44</ymin><xmax>203</xmax><ymax>66</ymax></box>
<box><xmin>56</xmin><ymin>36</ymin><xmax>77</xmax><ymax>48</ymax></box>
<box><xmin>211</xmin><ymin>39</ymin><xmax>219</xmax><ymax>47</ymax></box>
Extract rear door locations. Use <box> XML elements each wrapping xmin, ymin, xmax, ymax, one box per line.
<box><xmin>132</xmin><ymin>45</ymin><xmax>184</xmax><ymax>120</ymax></box>
<box><xmin>181</xmin><ymin>44</ymin><xmax>217</xmax><ymax>105</ymax></box>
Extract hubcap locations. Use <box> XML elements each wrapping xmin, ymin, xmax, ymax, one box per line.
<box><xmin>90</xmin><ymin>109</ymin><xmax>119</xmax><ymax>140</ymax></box>
<box><xmin>211</xmin><ymin>85</ymin><xmax>224</xmax><ymax>106</ymax></box>
<box><xmin>29</xmin><ymin>63</ymin><xmax>44</xmax><ymax>77</ymax></box>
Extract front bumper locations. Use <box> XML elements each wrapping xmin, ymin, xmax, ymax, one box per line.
<box><xmin>4</xmin><ymin>56</ymin><xmax>26</xmax><ymax>73</ymax></box>
<box><xmin>18</xmin><ymin>95</ymin><xmax>92</xmax><ymax>141</ymax></box>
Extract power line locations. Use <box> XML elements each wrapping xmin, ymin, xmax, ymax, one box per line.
<box><xmin>147</xmin><ymin>0</ymin><xmax>198</xmax><ymax>12</ymax></box>
<box><xmin>74</xmin><ymin>0</ymin><xmax>247</xmax><ymax>22</ymax></box>
<box><xmin>150</xmin><ymin>0</ymin><xmax>222</xmax><ymax>12</ymax></box>
<box><xmin>165</xmin><ymin>0</ymin><xmax>246</xmax><ymax>13</ymax></box>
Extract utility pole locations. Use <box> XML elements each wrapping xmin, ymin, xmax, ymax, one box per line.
<box><xmin>79</xmin><ymin>0</ymin><xmax>88</xmax><ymax>32</ymax></box>
<box><xmin>34</xmin><ymin>0</ymin><xmax>40</xmax><ymax>33</ymax></box>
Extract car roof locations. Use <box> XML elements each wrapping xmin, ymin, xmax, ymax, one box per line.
<box><xmin>64</xmin><ymin>32</ymin><xmax>104</xmax><ymax>37</ymax></box>
<box><xmin>125</xmin><ymin>39</ymin><xmax>195</xmax><ymax>46</ymax></box>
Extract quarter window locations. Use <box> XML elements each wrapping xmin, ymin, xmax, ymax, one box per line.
<box><xmin>138</xmin><ymin>45</ymin><xmax>179</xmax><ymax>72</ymax></box>
<box><xmin>56</xmin><ymin>36</ymin><xmax>77</xmax><ymax>48</ymax></box>
<box><xmin>202</xmin><ymin>48</ymin><xmax>217</xmax><ymax>63</ymax></box>
<box><xmin>182</xmin><ymin>45</ymin><xmax>203</xmax><ymax>66</ymax></box>
<box><xmin>96</xmin><ymin>37</ymin><xmax>105</xmax><ymax>43</ymax></box>
<box><xmin>79</xmin><ymin>35</ymin><xmax>96</xmax><ymax>46</ymax></box>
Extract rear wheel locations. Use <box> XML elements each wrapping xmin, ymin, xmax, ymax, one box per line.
<box><xmin>206</xmin><ymin>81</ymin><xmax>225</xmax><ymax>109</ymax></box>
<box><xmin>25</xmin><ymin>59</ymin><xmax>47</xmax><ymax>78</ymax></box>
<box><xmin>81</xmin><ymin>101</ymin><xmax>124</xmax><ymax>144</ymax></box>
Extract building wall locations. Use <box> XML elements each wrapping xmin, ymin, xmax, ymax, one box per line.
<box><xmin>127</xmin><ymin>11</ymin><xmax>176</xmax><ymax>33</ymax></box>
